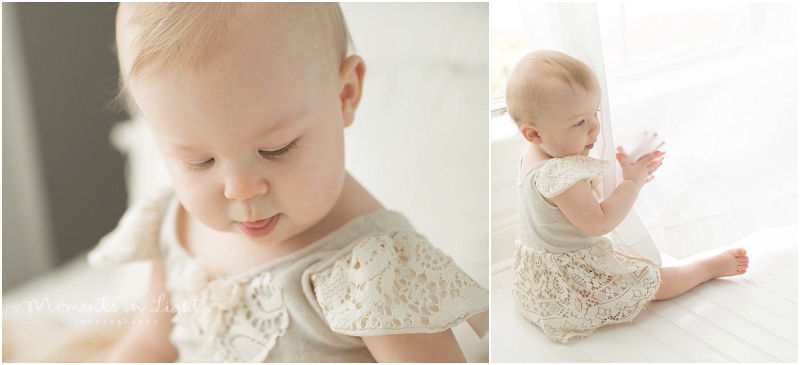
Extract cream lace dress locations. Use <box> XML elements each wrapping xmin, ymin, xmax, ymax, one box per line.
<box><xmin>513</xmin><ymin>155</ymin><xmax>661</xmax><ymax>343</ymax></box>
<box><xmin>88</xmin><ymin>190</ymin><xmax>488</xmax><ymax>362</ymax></box>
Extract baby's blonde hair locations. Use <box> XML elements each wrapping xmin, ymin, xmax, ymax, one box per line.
<box><xmin>505</xmin><ymin>50</ymin><xmax>598</xmax><ymax>127</ymax></box>
<box><xmin>116</xmin><ymin>2</ymin><xmax>352</xmax><ymax>110</ymax></box>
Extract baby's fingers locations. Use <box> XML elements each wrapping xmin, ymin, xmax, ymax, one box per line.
<box><xmin>648</xmin><ymin>160</ymin><xmax>663</xmax><ymax>174</ymax></box>
<box><xmin>648</xmin><ymin>155</ymin><xmax>664</xmax><ymax>166</ymax></box>
<box><xmin>636</xmin><ymin>150</ymin><xmax>664</xmax><ymax>165</ymax></box>
<box><xmin>616</xmin><ymin>152</ymin><xmax>630</xmax><ymax>166</ymax></box>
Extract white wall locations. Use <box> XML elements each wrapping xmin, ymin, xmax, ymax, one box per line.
<box><xmin>341</xmin><ymin>3</ymin><xmax>489</xmax><ymax>285</ymax></box>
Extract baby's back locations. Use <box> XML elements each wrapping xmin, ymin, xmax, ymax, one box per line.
<box><xmin>517</xmin><ymin>157</ymin><xmax>603</xmax><ymax>253</ymax></box>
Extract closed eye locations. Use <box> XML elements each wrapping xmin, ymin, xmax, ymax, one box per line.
<box><xmin>185</xmin><ymin>158</ymin><xmax>214</xmax><ymax>172</ymax></box>
<box><xmin>260</xmin><ymin>139</ymin><xmax>298</xmax><ymax>159</ymax></box>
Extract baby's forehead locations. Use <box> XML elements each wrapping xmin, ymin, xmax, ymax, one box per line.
<box><xmin>117</xmin><ymin>3</ymin><xmax>345</xmax><ymax>87</ymax></box>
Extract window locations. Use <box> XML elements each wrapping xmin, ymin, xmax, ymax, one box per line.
<box><xmin>490</xmin><ymin>3</ymin><xmax>534</xmax><ymax>109</ymax></box>
<box><xmin>598</xmin><ymin>3</ymin><xmax>756</xmax><ymax>71</ymax></box>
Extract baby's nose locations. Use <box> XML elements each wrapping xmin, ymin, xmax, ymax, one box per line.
<box><xmin>224</xmin><ymin>172</ymin><xmax>268</xmax><ymax>201</ymax></box>
<box><xmin>589</xmin><ymin>118</ymin><xmax>600</xmax><ymax>134</ymax></box>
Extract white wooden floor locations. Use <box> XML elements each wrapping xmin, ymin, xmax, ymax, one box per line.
<box><xmin>491</xmin><ymin>226</ymin><xmax>798</xmax><ymax>363</ymax></box>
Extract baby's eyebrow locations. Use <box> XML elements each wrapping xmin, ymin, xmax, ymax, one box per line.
<box><xmin>565</xmin><ymin>110</ymin><xmax>589</xmax><ymax>121</ymax></box>
<box><xmin>565</xmin><ymin>102</ymin><xmax>602</xmax><ymax>122</ymax></box>
<box><xmin>166</xmin><ymin>110</ymin><xmax>308</xmax><ymax>152</ymax></box>
<box><xmin>249</xmin><ymin>110</ymin><xmax>308</xmax><ymax>144</ymax></box>
<box><xmin>169</xmin><ymin>143</ymin><xmax>205</xmax><ymax>153</ymax></box>
<box><xmin>167</xmin><ymin>110</ymin><xmax>309</xmax><ymax>152</ymax></box>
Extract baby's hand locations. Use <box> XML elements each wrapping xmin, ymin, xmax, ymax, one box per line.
<box><xmin>616</xmin><ymin>150</ymin><xmax>664</xmax><ymax>188</ymax></box>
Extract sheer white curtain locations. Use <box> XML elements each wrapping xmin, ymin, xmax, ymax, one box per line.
<box><xmin>519</xmin><ymin>3</ymin><xmax>798</xmax><ymax>260</ymax></box>
<box><xmin>519</xmin><ymin>2</ymin><xmax>663</xmax><ymax>265</ymax></box>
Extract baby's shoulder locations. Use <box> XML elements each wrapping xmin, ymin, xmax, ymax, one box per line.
<box><xmin>532</xmin><ymin>155</ymin><xmax>610</xmax><ymax>199</ymax></box>
<box><xmin>307</xmin><ymin>225</ymin><xmax>488</xmax><ymax>338</ymax></box>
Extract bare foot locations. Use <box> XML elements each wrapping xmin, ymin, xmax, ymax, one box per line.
<box><xmin>701</xmin><ymin>248</ymin><xmax>749</xmax><ymax>279</ymax></box>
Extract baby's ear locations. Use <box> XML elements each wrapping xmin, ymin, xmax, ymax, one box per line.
<box><xmin>520</xmin><ymin>124</ymin><xmax>541</xmax><ymax>144</ymax></box>
<box><xmin>338</xmin><ymin>55</ymin><xmax>365</xmax><ymax>127</ymax></box>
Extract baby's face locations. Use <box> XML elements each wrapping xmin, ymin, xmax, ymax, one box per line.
<box><xmin>531</xmin><ymin>80</ymin><xmax>601</xmax><ymax>158</ymax></box>
<box><xmin>123</xmin><ymin>9</ymin><xmax>348</xmax><ymax>245</ymax></box>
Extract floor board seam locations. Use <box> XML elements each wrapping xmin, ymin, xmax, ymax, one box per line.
<box><xmin>491</xmin><ymin>336</ymin><xmax>524</xmax><ymax>363</ymax></box>
<box><xmin>602</xmin><ymin>328</ymin><xmax>652</xmax><ymax>363</ymax></box>
<box><xmin>671</xmin><ymin>296</ymin><xmax>783</xmax><ymax>362</ymax></box>
<box><xmin>639</xmin><ymin>306</ymin><xmax>736</xmax><ymax>362</ymax></box>
<box><xmin>491</xmin><ymin>286</ymin><xmax>570</xmax><ymax>362</ymax></box>
<box><xmin>691</xmin><ymin>288</ymin><xmax>798</xmax><ymax>347</ymax></box>
<box><xmin>711</xmin><ymin>280</ymin><xmax>798</xmax><ymax>324</ymax></box>
<box><xmin>737</xmin><ymin>276</ymin><xmax>798</xmax><ymax>304</ymax></box>
<box><xmin>612</xmin><ymin>322</ymin><xmax>690</xmax><ymax>362</ymax></box>
<box><xmin>491</xmin><ymin>308</ymin><xmax>566</xmax><ymax>362</ymax></box>
<box><xmin>751</xmin><ymin>261</ymin><xmax>798</xmax><ymax>287</ymax></box>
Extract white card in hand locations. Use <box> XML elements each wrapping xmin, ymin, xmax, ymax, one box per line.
<box><xmin>616</xmin><ymin>131</ymin><xmax>665</xmax><ymax>164</ymax></box>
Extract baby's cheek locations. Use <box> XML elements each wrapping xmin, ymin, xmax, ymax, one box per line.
<box><xmin>175</xmin><ymin>178</ymin><xmax>228</xmax><ymax>228</ymax></box>
<box><xmin>295</xmin><ymin>164</ymin><xmax>344</xmax><ymax>215</ymax></box>
<box><xmin>297</xmin><ymin>137</ymin><xmax>345</xmax><ymax>210</ymax></box>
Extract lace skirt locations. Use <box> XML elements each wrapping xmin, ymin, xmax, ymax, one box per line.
<box><xmin>512</xmin><ymin>237</ymin><xmax>661</xmax><ymax>343</ymax></box>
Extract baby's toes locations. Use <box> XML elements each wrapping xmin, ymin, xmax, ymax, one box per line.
<box><xmin>737</xmin><ymin>261</ymin><xmax>749</xmax><ymax>274</ymax></box>
<box><xmin>732</xmin><ymin>248</ymin><xmax>747</xmax><ymax>258</ymax></box>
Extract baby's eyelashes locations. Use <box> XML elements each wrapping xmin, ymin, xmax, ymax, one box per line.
<box><xmin>180</xmin><ymin>139</ymin><xmax>299</xmax><ymax>173</ymax></box>
<box><xmin>259</xmin><ymin>140</ymin><xmax>299</xmax><ymax>159</ymax></box>
<box><xmin>185</xmin><ymin>158</ymin><xmax>215</xmax><ymax>172</ymax></box>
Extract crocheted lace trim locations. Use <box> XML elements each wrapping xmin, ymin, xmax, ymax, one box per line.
<box><xmin>87</xmin><ymin>189</ymin><xmax>170</xmax><ymax>268</ymax></box>
<box><xmin>311</xmin><ymin>233</ymin><xmax>489</xmax><ymax>337</ymax></box>
<box><xmin>534</xmin><ymin>155</ymin><xmax>610</xmax><ymax>199</ymax></box>
<box><xmin>167</xmin><ymin>259</ymin><xmax>290</xmax><ymax>362</ymax></box>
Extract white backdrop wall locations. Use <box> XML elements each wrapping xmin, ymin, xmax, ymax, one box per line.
<box><xmin>341</xmin><ymin>3</ymin><xmax>489</xmax><ymax>284</ymax></box>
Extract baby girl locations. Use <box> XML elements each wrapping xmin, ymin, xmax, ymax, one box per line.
<box><xmin>88</xmin><ymin>3</ymin><xmax>487</xmax><ymax>362</ymax></box>
<box><xmin>505</xmin><ymin>49</ymin><xmax>749</xmax><ymax>343</ymax></box>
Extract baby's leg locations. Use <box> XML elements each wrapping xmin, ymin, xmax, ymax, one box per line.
<box><xmin>654</xmin><ymin>248</ymin><xmax>749</xmax><ymax>300</ymax></box>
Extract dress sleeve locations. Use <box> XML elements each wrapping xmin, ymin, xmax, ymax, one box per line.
<box><xmin>310</xmin><ymin>233</ymin><xmax>489</xmax><ymax>338</ymax></box>
<box><xmin>534</xmin><ymin>155</ymin><xmax>611</xmax><ymax>199</ymax></box>
<box><xmin>87</xmin><ymin>188</ymin><xmax>172</xmax><ymax>268</ymax></box>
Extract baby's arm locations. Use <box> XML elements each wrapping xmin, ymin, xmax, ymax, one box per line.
<box><xmin>551</xmin><ymin>151</ymin><xmax>664</xmax><ymax>236</ymax></box>
<box><xmin>362</xmin><ymin>329</ymin><xmax>466</xmax><ymax>362</ymax></box>
<box><xmin>104</xmin><ymin>261</ymin><xmax>178</xmax><ymax>362</ymax></box>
